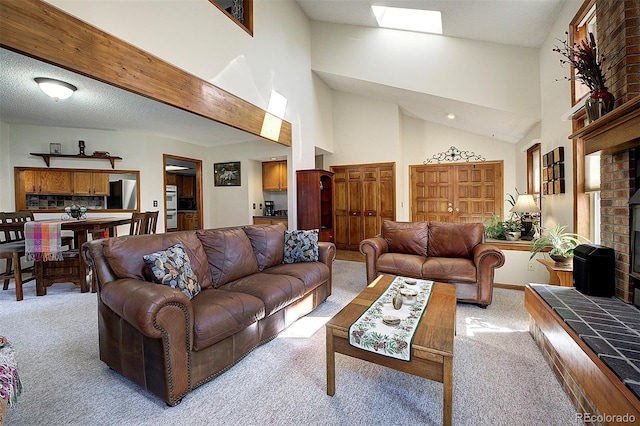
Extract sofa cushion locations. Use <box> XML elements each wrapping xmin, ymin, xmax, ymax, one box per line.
<box><xmin>243</xmin><ymin>223</ymin><xmax>285</xmax><ymax>271</ymax></box>
<box><xmin>381</xmin><ymin>221</ymin><xmax>428</xmax><ymax>256</ymax></box>
<box><xmin>263</xmin><ymin>262</ymin><xmax>330</xmax><ymax>292</ymax></box>
<box><xmin>197</xmin><ymin>228</ymin><xmax>259</xmax><ymax>288</ymax></box>
<box><xmin>220</xmin><ymin>273</ymin><xmax>306</xmax><ymax>316</ymax></box>
<box><xmin>283</xmin><ymin>229</ymin><xmax>318</xmax><ymax>263</ymax></box>
<box><xmin>427</xmin><ymin>222</ymin><xmax>484</xmax><ymax>259</ymax></box>
<box><xmin>376</xmin><ymin>253</ymin><xmax>425</xmax><ymax>280</ymax></box>
<box><xmin>102</xmin><ymin>231</ymin><xmax>214</xmax><ymax>289</ymax></box>
<box><xmin>142</xmin><ymin>243</ymin><xmax>201</xmax><ymax>299</ymax></box>
<box><xmin>422</xmin><ymin>257</ymin><xmax>477</xmax><ymax>283</ymax></box>
<box><xmin>191</xmin><ymin>288</ymin><xmax>265</xmax><ymax>351</ymax></box>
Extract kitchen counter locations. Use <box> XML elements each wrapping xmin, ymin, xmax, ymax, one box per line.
<box><xmin>253</xmin><ymin>216</ymin><xmax>288</xmax><ymax>226</ymax></box>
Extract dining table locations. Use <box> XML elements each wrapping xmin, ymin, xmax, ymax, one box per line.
<box><xmin>0</xmin><ymin>216</ymin><xmax>131</xmax><ymax>294</ymax></box>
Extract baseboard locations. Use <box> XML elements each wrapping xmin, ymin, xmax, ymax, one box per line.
<box><xmin>494</xmin><ymin>282</ymin><xmax>525</xmax><ymax>291</ymax></box>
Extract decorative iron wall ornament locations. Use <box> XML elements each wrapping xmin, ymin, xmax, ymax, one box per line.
<box><xmin>423</xmin><ymin>146</ymin><xmax>486</xmax><ymax>164</ymax></box>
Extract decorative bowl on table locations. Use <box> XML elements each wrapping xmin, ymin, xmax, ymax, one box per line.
<box><xmin>400</xmin><ymin>288</ymin><xmax>418</xmax><ymax>305</ymax></box>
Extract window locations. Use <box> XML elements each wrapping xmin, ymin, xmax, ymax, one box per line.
<box><xmin>209</xmin><ymin>0</ymin><xmax>253</xmax><ymax>35</ymax></box>
<box><xmin>527</xmin><ymin>143</ymin><xmax>541</xmax><ymax>207</ymax></box>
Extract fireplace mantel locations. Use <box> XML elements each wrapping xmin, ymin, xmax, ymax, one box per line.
<box><xmin>569</xmin><ymin>95</ymin><xmax>640</xmax><ymax>155</ymax></box>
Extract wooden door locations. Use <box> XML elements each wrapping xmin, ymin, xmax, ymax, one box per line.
<box><xmin>73</xmin><ymin>172</ymin><xmax>94</xmax><ymax>195</ymax></box>
<box><xmin>410</xmin><ymin>161</ymin><xmax>503</xmax><ymax>224</ymax></box>
<box><xmin>333</xmin><ymin>168</ymin><xmax>349</xmax><ymax>249</ymax></box>
<box><xmin>347</xmin><ymin>169</ymin><xmax>363</xmax><ymax>250</ymax></box>
<box><xmin>92</xmin><ymin>173</ymin><xmax>110</xmax><ymax>195</ymax></box>
<box><xmin>39</xmin><ymin>170</ymin><xmax>72</xmax><ymax>194</ymax></box>
<box><xmin>332</xmin><ymin>163</ymin><xmax>396</xmax><ymax>250</ymax></box>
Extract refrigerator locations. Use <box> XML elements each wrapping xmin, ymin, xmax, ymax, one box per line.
<box><xmin>166</xmin><ymin>185</ymin><xmax>178</xmax><ymax>229</ymax></box>
<box><xmin>107</xmin><ymin>179</ymin><xmax>137</xmax><ymax>210</ymax></box>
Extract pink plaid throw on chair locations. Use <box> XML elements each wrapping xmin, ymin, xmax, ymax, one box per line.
<box><xmin>25</xmin><ymin>221</ymin><xmax>64</xmax><ymax>261</ymax></box>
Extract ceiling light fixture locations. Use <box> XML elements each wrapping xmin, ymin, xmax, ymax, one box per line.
<box><xmin>35</xmin><ymin>77</ymin><xmax>77</xmax><ymax>101</ymax></box>
<box><xmin>446</xmin><ymin>113</ymin><xmax>456</xmax><ymax>120</ymax></box>
<box><xmin>165</xmin><ymin>165</ymin><xmax>189</xmax><ymax>172</ymax></box>
<box><xmin>372</xmin><ymin>6</ymin><xmax>442</xmax><ymax>34</ymax></box>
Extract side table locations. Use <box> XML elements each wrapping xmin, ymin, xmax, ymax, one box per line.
<box><xmin>537</xmin><ymin>258</ymin><xmax>573</xmax><ymax>287</ymax></box>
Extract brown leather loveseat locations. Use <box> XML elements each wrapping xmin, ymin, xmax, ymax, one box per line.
<box><xmin>359</xmin><ymin>221</ymin><xmax>504</xmax><ymax>307</ymax></box>
<box><xmin>83</xmin><ymin>223</ymin><xmax>335</xmax><ymax>406</ymax></box>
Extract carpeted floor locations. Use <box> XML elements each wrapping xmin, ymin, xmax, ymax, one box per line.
<box><xmin>1</xmin><ymin>260</ymin><xmax>577</xmax><ymax>425</ymax></box>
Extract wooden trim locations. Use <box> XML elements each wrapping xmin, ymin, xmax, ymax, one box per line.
<box><xmin>494</xmin><ymin>283</ymin><xmax>525</xmax><ymax>291</ymax></box>
<box><xmin>569</xmin><ymin>95</ymin><xmax>640</xmax><ymax>155</ymax></box>
<box><xmin>163</xmin><ymin>154</ymin><xmax>203</xmax><ymax>232</ymax></box>
<box><xmin>0</xmin><ymin>0</ymin><xmax>290</xmax><ymax>146</ymax></box>
<box><xmin>331</xmin><ymin>161</ymin><xmax>396</xmax><ymax>170</ymax></box>
<box><xmin>526</xmin><ymin>143</ymin><xmax>540</xmax><ymax>195</ymax></box>
<box><xmin>207</xmin><ymin>0</ymin><xmax>253</xmax><ymax>36</ymax></box>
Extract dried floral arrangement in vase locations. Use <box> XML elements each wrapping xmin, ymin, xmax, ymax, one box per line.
<box><xmin>554</xmin><ymin>31</ymin><xmax>614</xmax><ymax>122</ymax></box>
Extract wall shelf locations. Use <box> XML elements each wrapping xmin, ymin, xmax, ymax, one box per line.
<box><xmin>30</xmin><ymin>153</ymin><xmax>122</xmax><ymax>169</ymax></box>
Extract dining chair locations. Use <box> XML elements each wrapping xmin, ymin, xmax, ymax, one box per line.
<box><xmin>129</xmin><ymin>211</ymin><xmax>149</xmax><ymax>235</ymax></box>
<box><xmin>0</xmin><ymin>212</ymin><xmax>36</xmax><ymax>301</ymax></box>
<box><xmin>145</xmin><ymin>211</ymin><xmax>159</xmax><ymax>234</ymax></box>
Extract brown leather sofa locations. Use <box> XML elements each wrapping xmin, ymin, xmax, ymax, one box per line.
<box><xmin>359</xmin><ymin>221</ymin><xmax>504</xmax><ymax>307</ymax></box>
<box><xmin>83</xmin><ymin>223</ymin><xmax>335</xmax><ymax>406</ymax></box>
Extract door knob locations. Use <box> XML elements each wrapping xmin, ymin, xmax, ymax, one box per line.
<box><xmin>447</xmin><ymin>207</ymin><xmax>453</xmax><ymax>212</ymax></box>
<box><xmin>455</xmin><ymin>208</ymin><xmax>459</xmax><ymax>212</ymax></box>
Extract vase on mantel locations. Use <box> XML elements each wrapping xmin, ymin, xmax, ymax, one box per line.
<box><xmin>584</xmin><ymin>89</ymin><xmax>615</xmax><ymax>123</ymax></box>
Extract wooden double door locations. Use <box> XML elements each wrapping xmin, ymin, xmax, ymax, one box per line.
<box><xmin>410</xmin><ymin>161</ymin><xmax>503</xmax><ymax>223</ymax></box>
<box><xmin>331</xmin><ymin>163</ymin><xmax>395</xmax><ymax>250</ymax></box>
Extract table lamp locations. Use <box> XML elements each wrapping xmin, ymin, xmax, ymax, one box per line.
<box><xmin>509</xmin><ymin>194</ymin><xmax>541</xmax><ymax>241</ymax></box>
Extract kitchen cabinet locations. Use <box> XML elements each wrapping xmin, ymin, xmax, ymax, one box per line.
<box><xmin>262</xmin><ymin>160</ymin><xmax>287</xmax><ymax>191</ymax></box>
<box><xmin>296</xmin><ymin>169</ymin><xmax>334</xmax><ymax>242</ymax></box>
<box><xmin>165</xmin><ymin>172</ymin><xmax>177</xmax><ymax>185</ymax></box>
<box><xmin>73</xmin><ymin>172</ymin><xmax>110</xmax><ymax>195</ymax></box>
<box><xmin>178</xmin><ymin>212</ymin><xmax>199</xmax><ymax>231</ymax></box>
<box><xmin>22</xmin><ymin>169</ymin><xmax>72</xmax><ymax>194</ymax></box>
<box><xmin>177</xmin><ymin>175</ymin><xmax>195</xmax><ymax>198</ymax></box>
<box><xmin>331</xmin><ymin>163</ymin><xmax>395</xmax><ymax>250</ymax></box>
<box><xmin>253</xmin><ymin>217</ymin><xmax>288</xmax><ymax>227</ymax></box>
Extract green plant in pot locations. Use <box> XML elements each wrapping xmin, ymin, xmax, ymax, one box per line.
<box><xmin>502</xmin><ymin>217</ymin><xmax>524</xmax><ymax>241</ymax></box>
<box><xmin>529</xmin><ymin>225</ymin><xmax>590</xmax><ymax>264</ymax></box>
<box><xmin>484</xmin><ymin>215</ymin><xmax>506</xmax><ymax>240</ymax></box>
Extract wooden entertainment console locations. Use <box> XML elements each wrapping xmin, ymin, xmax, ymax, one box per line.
<box><xmin>525</xmin><ymin>286</ymin><xmax>640</xmax><ymax>422</ymax></box>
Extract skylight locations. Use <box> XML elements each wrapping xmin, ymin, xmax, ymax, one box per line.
<box><xmin>372</xmin><ymin>5</ymin><xmax>442</xmax><ymax>34</ymax></box>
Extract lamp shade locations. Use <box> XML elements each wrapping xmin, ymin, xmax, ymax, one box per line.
<box><xmin>509</xmin><ymin>194</ymin><xmax>541</xmax><ymax>213</ymax></box>
<box><xmin>35</xmin><ymin>77</ymin><xmax>77</xmax><ymax>101</ymax></box>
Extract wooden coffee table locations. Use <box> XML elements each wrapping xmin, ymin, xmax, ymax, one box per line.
<box><xmin>326</xmin><ymin>275</ymin><xmax>456</xmax><ymax>426</ymax></box>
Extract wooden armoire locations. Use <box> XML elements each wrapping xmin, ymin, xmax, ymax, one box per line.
<box><xmin>331</xmin><ymin>163</ymin><xmax>396</xmax><ymax>250</ymax></box>
<box><xmin>296</xmin><ymin>169</ymin><xmax>335</xmax><ymax>242</ymax></box>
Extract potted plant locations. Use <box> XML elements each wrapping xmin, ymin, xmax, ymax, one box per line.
<box><xmin>502</xmin><ymin>218</ymin><xmax>524</xmax><ymax>241</ymax></box>
<box><xmin>484</xmin><ymin>215</ymin><xmax>506</xmax><ymax>240</ymax></box>
<box><xmin>553</xmin><ymin>32</ymin><xmax>614</xmax><ymax>121</ymax></box>
<box><xmin>529</xmin><ymin>225</ymin><xmax>590</xmax><ymax>264</ymax></box>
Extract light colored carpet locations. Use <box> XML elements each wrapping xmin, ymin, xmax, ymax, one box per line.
<box><xmin>0</xmin><ymin>261</ymin><xmax>577</xmax><ymax>425</ymax></box>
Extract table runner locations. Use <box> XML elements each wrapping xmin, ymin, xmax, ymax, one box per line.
<box><xmin>25</xmin><ymin>221</ymin><xmax>63</xmax><ymax>261</ymax></box>
<box><xmin>349</xmin><ymin>276</ymin><xmax>433</xmax><ymax>361</ymax></box>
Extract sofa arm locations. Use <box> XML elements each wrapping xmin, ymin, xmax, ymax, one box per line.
<box><xmin>473</xmin><ymin>244</ymin><xmax>506</xmax><ymax>306</ymax></box>
<box><xmin>101</xmin><ymin>278</ymin><xmax>194</xmax><ymax>342</ymax></box>
<box><xmin>318</xmin><ymin>241</ymin><xmax>336</xmax><ymax>266</ymax></box>
<box><xmin>360</xmin><ymin>237</ymin><xmax>389</xmax><ymax>284</ymax></box>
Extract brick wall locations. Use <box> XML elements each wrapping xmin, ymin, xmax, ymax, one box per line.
<box><xmin>596</xmin><ymin>0</ymin><xmax>640</xmax><ymax>302</ymax></box>
<box><xmin>597</xmin><ymin>0</ymin><xmax>640</xmax><ymax>106</ymax></box>
<box><xmin>600</xmin><ymin>150</ymin><xmax>636</xmax><ymax>301</ymax></box>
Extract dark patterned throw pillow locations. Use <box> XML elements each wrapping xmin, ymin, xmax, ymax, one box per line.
<box><xmin>283</xmin><ymin>229</ymin><xmax>319</xmax><ymax>263</ymax></box>
<box><xmin>142</xmin><ymin>243</ymin><xmax>201</xmax><ymax>299</ymax></box>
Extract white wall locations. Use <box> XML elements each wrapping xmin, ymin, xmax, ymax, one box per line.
<box><xmin>537</xmin><ymin>0</ymin><xmax>584</xmax><ymax>230</ymax></box>
<box><xmin>4</xmin><ymin>123</ymin><xmax>214</xmax><ymax>230</ymax></box>
<box><xmin>311</xmin><ymin>21</ymin><xmax>540</xmax><ymax>119</ymax></box>
<box><xmin>0</xmin><ymin>120</ymin><xmax>11</xmax><ymax>213</ymax></box>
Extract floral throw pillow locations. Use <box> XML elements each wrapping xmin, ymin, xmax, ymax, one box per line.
<box><xmin>283</xmin><ymin>229</ymin><xmax>319</xmax><ymax>263</ymax></box>
<box><xmin>142</xmin><ymin>243</ymin><xmax>201</xmax><ymax>299</ymax></box>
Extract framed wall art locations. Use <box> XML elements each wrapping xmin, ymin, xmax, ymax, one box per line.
<box><xmin>214</xmin><ymin>161</ymin><xmax>241</xmax><ymax>186</ymax></box>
